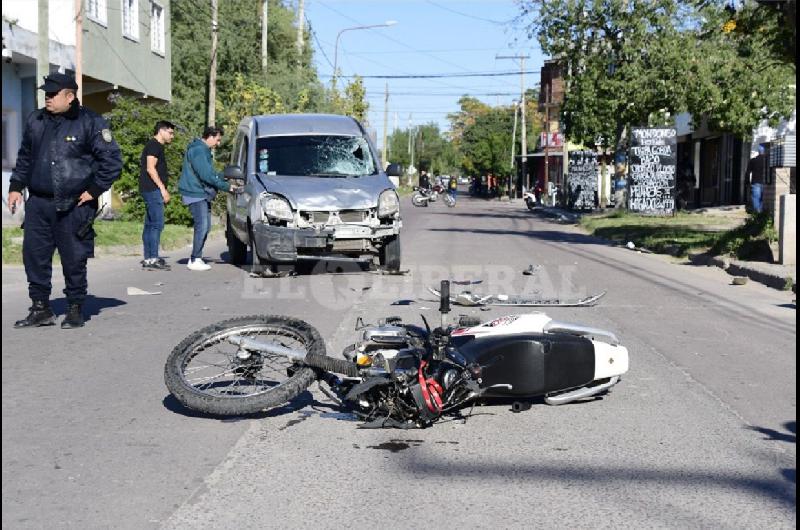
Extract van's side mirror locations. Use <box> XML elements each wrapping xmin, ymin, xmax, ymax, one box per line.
<box><xmin>385</xmin><ymin>163</ymin><xmax>403</xmax><ymax>177</ymax></box>
<box><xmin>223</xmin><ymin>164</ymin><xmax>243</xmax><ymax>180</ymax></box>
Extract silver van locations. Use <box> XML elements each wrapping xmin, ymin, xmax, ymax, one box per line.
<box><xmin>224</xmin><ymin>114</ymin><xmax>403</xmax><ymax>272</ymax></box>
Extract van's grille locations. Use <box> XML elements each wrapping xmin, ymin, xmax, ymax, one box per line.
<box><xmin>303</xmin><ymin>210</ymin><xmax>369</xmax><ymax>224</ymax></box>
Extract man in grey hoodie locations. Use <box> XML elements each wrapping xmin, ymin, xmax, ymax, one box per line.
<box><xmin>178</xmin><ymin>126</ymin><xmax>230</xmax><ymax>271</ymax></box>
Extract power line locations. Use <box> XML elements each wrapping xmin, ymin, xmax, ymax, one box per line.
<box><xmin>424</xmin><ymin>0</ymin><xmax>513</xmax><ymax>25</ymax></box>
<box><xmin>321</xmin><ymin>70</ymin><xmax>540</xmax><ymax>79</ymax></box>
<box><xmin>315</xmin><ymin>0</ymin><xmax>509</xmax><ymax>92</ymax></box>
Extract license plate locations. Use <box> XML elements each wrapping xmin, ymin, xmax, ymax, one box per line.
<box><xmin>334</xmin><ymin>225</ymin><xmax>371</xmax><ymax>238</ymax></box>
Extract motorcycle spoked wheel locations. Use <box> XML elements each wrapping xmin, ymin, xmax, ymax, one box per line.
<box><xmin>164</xmin><ymin>315</ymin><xmax>324</xmax><ymax>416</ymax></box>
<box><xmin>443</xmin><ymin>194</ymin><xmax>456</xmax><ymax>207</ymax></box>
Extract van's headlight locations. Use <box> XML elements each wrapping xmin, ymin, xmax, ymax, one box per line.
<box><xmin>262</xmin><ymin>196</ymin><xmax>293</xmax><ymax>221</ymax></box>
<box><xmin>377</xmin><ymin>190</ymin><xmax>399</xmax><ymax>218</ymax></box>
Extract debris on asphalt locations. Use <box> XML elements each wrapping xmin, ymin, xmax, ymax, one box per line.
<box><xmin>522</xmin><ymin>264</ymin><xmax>540</xmax><ymax>276</ymax></box>
<box><xmin>126</xmin><ymin>286</ymin><xmax>162</xmax><ymax>296</ymax></box>
<box><xmin>732</xmin><ymin>276</ymin><xmax>748</xmax><ymax>285</ymax></box>
<box><xmin>391</xmin><ymin>299</ymin><xmax>415</xmax><ymax>306</ymax></box>
<box><xmin>626</xmin><ymin>241</ymin><xmax>636</xmax><ymax>250</ymax></box>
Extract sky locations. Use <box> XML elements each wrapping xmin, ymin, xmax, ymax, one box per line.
<box><xmin>303</xmin><ymin>0</ymin><xmax>547</xmax><ymax>146</ymax></box>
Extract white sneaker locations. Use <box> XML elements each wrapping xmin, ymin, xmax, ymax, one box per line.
<box><xmin>187</xmin><ymin>258</ymin><xmax>211</xmax><ymax>271</ymax></box>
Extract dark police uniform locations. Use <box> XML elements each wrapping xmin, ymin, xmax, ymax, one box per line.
<box><xmin>10</xmin><ymin>73</ymin><xmax>122</xmax><ymax>328</ymax></box>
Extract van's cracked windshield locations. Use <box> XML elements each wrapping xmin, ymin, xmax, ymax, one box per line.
<box><xmin>255</xmin><ymin>135</ymin><xmax>377</xmax><ymax>177</ymax></box>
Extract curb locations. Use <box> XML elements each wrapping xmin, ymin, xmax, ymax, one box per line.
<box><xmin>688</xmin><ymin>251</ymin><xmax>795</xmax><ymax>292</ymax></box>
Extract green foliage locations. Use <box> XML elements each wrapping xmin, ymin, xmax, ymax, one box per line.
<box><xmin>386</xmin><ymin>122</ymin><xmax>457</xmax><ymax>176</ymax></box>
<box><xmin>710</xmin><ymin>211</ymin><xmax>777</xmax><ymax>260</ymax></box>
<box><xmin>519</xmin><ymin>0</ymin><xmax>795</xmax><ymax>147</ymax></box>
<box><xmin>105</xmin><ymin>96</ymin><xmax>194</xmax><ymax>225</ymax></box>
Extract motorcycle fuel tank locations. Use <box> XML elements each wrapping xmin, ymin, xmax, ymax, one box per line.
<box><xmin>452</xmin><ymin>333</ymin><xmax>596</xmax><ymax>397</ymax></box>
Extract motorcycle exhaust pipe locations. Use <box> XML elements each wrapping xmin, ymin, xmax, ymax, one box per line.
<box><xmin>228</xmin><ymin>335</ymin><xmax>360</xmax><ymax>377</ymax></box>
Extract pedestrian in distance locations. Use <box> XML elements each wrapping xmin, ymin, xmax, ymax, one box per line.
<box><xmin>419</xmin><ymin>170</ymin><xmax>430</xmax><ymax>190</ymax></box>
<box><xmin>448</xmin><ymin>174</ymin><xmax>458</xmax><ymax>203</ymax></box>
<box><xmin>8</xmin><ymin>73</ymin><xmax>123</xmax><ymax>329</ymax></box>
<box><xmin>178</xmin><ymin>126</ymin><xmax>232</xmax><ymax>271</ymax></box>
<box><xmin>746</xmin><ymin>145</ymin><xmax>766</xmax><ymax>213</ymax></box>
<box><xmin>140</xmin><ymin>120</ymin><xmax>175</xmax><ymax>270</ymax></box>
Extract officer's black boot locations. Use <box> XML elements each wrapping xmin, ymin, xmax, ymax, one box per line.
<box><xmin>14</xmin><ymin>300</ymin><xmax>56</xmax><ymax>328</ymax></box>
<box><xmin>61</xmin><ymin>304</ymin><xmax>85</xmax><ymax>329</ymax></box>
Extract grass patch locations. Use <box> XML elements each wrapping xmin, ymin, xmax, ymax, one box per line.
<box><xmin>2</xmin><ymin>220</ymin><xmax>207</xmax><ymax>264</ymax></box>
<box><xmin>709</xmin><ymin>212</ymin><xmax>777</xmax><ymax>261</ymax></box>
<box><xmin>579</xmin><ymin>210</ymin><xmax>740</xmax><ymax>256</ymax></box>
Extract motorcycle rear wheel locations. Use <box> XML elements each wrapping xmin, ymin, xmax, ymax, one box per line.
<box><xmin>164</xmin><ymin>315</ymin><xmax>324</xmax><ymax>416</ymax></box>
<box><xmin>411</xmin><ymin>192</ymin><xmax>428</xmax><ymax>207</ymax></box>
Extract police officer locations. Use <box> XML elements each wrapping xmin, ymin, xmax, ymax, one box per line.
<box><xmin>7</xmin><ymin>73</ymin><xmax>122</xmax><ymax>329</ymax></box>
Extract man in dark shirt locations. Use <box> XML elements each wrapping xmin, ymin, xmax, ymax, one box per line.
<box><xmin>7</xmin><ymin>73</ymin><xmax>122</xmax><ymax>329</ymax></box>
<box><xmin>746</xmin><ymin>145</ymin><xmax>766</xmax><ymax>213</ymax></box>
<box><xmin>140</xmin><ymin>120</ymin><xmax>175</xmax><ymax>269</ymax></box>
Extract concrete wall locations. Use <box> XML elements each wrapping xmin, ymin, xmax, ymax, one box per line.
<box><xmin>779</xmin><ymin>194</ymin><xmax>796</xmax><ymax>265</ymax></box>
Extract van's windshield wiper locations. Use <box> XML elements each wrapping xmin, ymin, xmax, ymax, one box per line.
<box><xmin>309</xmin><ymin>172</ymin><xmax>351</xmax><ymax>178</ymax></box>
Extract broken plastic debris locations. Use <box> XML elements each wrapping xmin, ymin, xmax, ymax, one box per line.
<box><xmin>626</xmin><ymin>241</ymin><xmax>635</xmax><ymax>249</ymax></box>
<box><xmin>126</xmin><ymin>287</ymin><xmax>162</xmax><ymax>296</ymax></box>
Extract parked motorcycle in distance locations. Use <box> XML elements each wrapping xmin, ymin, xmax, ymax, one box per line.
<box><xmin>165</xmin><ymin>281</ymin><xmax>629</xmax><ymax>427</ymax></box>
<box><xmin>412</xmin><ymin>185</ymin><xmax>455</xmax><ymax>207</ymax></box>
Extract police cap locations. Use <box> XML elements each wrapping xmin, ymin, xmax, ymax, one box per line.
<box><xmin>39</xmin><ymin>72</ymin><xmax>79</xmax><ymax>92</ymax></box>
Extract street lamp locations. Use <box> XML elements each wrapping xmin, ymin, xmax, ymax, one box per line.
<box><xmin>333</xmin><ymin>21</ymin><xmax>397</xmax><ymax>88</ymax></box>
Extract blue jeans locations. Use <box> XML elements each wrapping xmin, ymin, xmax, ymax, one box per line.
<box><xmin>142</xmin><ymin>190</ymin><xmax>165</xmax><ymax>260</ymax></box>
<box><xmin>751</xmin><ymin>183</ymin><xmax>763</xmax><ymax>213</ymax></box>
<box><xmin>188</xmin><ymin>200</ymin><xmax>211</xmax><ymax>260</ymax></box>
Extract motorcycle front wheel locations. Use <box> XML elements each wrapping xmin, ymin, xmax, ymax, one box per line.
<box><xmin>443</xmin><ymin>194</ymin><xmax>456</xmax><ymax>207</ymax></box>
<box><xmin>164</xmin><ymin>315</ymin><xmax>324</xmax><ymax>416</ymax></box>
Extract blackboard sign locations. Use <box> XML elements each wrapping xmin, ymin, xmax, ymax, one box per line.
<box><xmin>567</xmin><ymin>150</ymin><xmax>598</xmax><ymax>209</ymax></box>
<box><xmin>628</xmin><ymin>128</ymin><xmax>677</xmax><ymax>215</ymax></box>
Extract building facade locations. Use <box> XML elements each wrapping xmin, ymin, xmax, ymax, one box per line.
<box><xmin>2</xmin><ymin>0</ymin><xmax>171</xmax><ymax>223</ymax></box>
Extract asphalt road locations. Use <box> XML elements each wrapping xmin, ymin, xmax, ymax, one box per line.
<box><xmin>2</xmin><ymin>194</ymin><xmax>795</xmax><ymax>529</ymax></box>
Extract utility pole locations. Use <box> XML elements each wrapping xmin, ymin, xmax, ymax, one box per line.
<box><xmin>37</xmin><ymin>0</ymin><xmax>49</xmax><ymax>108</ymax></box>
<box><xmin>74</xmin><ymin>0</ymin><xmax>83</xmax><ymax>100</ymax></box>
<box><xmin>496</xmin><ymin>54</ymin><xmax>529</xmax><ymax>198</ymax></box>
<box><xmin>261</xmin><ymin>0</ymin><xmax>269</xmax><ymax>79</ymax></box>
<box><xmin>207</xmin><ymin>0</ymin><xmax>219</xmax><ymax>126</ymax></box>
<box><xmin>510</xmin><ymin>100</ymin><xmax>518</xmax><ymax>197</ymax></box>
<box><xmin>295</xmin><ymin>0</ymin><xmax>305</xmax><ymax>59</ymax></box>
<box><xmin>544</xmin><ymin>85</ymin><xmax>550</xmax><ymax>204</ymax></box>
<box><xmin>382</xmin><ymin>82</ymin><xmax>389</xmax><ymax>166</ymax></box>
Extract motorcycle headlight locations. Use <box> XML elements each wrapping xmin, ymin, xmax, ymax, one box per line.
<box><xmin>261</xmin><ymin>195</ymin><xmax>293</xmax><ymax>221</ymax></box>
<box><xmin>377</xmin><ymin>190</ymin><xmax>399</xmax><ymax>218</ymax></box>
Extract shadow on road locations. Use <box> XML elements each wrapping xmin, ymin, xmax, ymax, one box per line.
<box><xmin>748</xmin><ymin>421</ymin><xmax>797</xmax><ymax>445</ymax></box>
<box><xmin>51</xmin><ymin>296</ymin><xmax>125</xmax><ymax>322</ymax></box>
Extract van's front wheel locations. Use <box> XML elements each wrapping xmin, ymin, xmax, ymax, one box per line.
<box><xmin>379</xmin><ymin>235</ymin><xmax>401</xmax><ymax>271</ymax></box>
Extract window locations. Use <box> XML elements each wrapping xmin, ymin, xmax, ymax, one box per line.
<box><xmin>2</xmin><ymin>110</ymin><xmax>19</xmax><ymax>170</ymax></box>
<box><xmin>122</xmin><ymin>0</ymin><xmax>139</xmax><ymax>40</ymax></box>
<box><xmin>86</xmin><ymin>0</ymin><xmax>107</xmax><ymax>26</ymax></box>
<box><xmin>150</xmin><ymin>2</ymin><xmax>165</xmax><ymax>55</ymax></box>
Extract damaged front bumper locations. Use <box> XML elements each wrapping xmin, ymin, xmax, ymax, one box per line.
<box><xmin>252</xmin><ymin>221</ymin><xmax>400</xmax><ymax>263</ymax></box>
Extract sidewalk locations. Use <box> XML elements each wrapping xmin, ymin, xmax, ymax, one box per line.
<box><xmin>531</xmin><ymin>204</ymin><xmax>796</xmax><ymax>293</ymax></box>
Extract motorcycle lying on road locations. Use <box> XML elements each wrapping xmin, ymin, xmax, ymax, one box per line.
<box><xmin>164</xmin><ymin>281</ymin><xmax>629</xmax><ymax>428</ymax></box>
<box><xmin>411</xmin><ymin>184</ymin><xmax>455</xmax><ymax>208</ymax></box>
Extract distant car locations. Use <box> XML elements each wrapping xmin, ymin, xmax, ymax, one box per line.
<box><xmin>458</xmin><ymin>176</ymin><xmax>469</xmax><ymax>185</ymax></box>
<box><xmin>224</xmin><ymin>114</ymin><xmax>403</xmax><ymax>272</ymax></box>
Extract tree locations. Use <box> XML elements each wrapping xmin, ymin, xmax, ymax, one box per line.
<box><xmin>518</xmin><ymin>0</ymin><xmax>795</xmax><ymax>148</ymax></box>
<box><xmin>105</xmin><ymin>96</ymin><xmax>193</xmax><ymax>225</ymax></box>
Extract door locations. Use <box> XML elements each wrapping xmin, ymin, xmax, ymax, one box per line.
<box><xmin>700</xmin><ymin>137</ymin><xmax>720</xmax><ymax>206</ymax></box>
<box><xmin>231</xmin><ymin>131</ymin><xmax>250</xmax><ymax>240</ymax></box>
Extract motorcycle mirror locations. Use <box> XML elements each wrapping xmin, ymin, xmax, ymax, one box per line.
<box><xmin>439</xmin><ymin>280</ymin><xmax>450</xmax><ymax>314</ymax></box>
